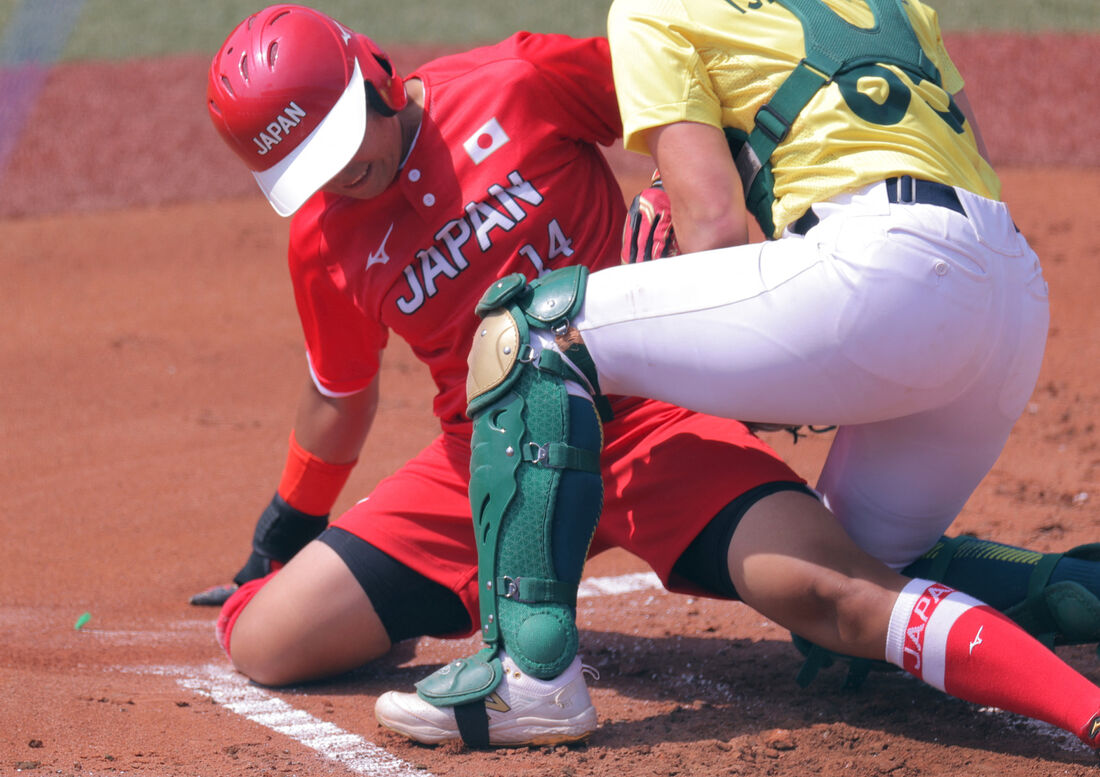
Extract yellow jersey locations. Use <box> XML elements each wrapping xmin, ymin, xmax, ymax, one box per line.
<box><xmin>608</xmin><ymin>0</ymin><xmax>1001</xmax><ymax>237</ymax></box>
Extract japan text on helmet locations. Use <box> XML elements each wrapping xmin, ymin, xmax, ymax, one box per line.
<box><xmin>207</xmin><ymin>4</ymin><xmax>407</xmax><ymax>216</ymax></box>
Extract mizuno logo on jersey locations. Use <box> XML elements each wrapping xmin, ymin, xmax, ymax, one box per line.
<box><xmin>252</xmin><ymin>102</ymin><xmax>307</xmax><ymax>156</ymax></box>
<box><xmin>463</xmin><ymin>117</ymin><xmax>510</xmax><ymax>165</ymax></box>
<box><xmin>367</xmin><ymin>223</ymin><xmax>395</xmax><ymax>269</ymax></box>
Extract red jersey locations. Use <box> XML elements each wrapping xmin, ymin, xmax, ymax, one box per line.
<box><xmin>287</xmin><ymin>33</ymin><xmax>625</xmax><ymax>433</ymax></box>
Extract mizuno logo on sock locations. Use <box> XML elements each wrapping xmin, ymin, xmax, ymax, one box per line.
<box><xmin>969</xmin><ymin>625</ymin><xmax>984</xmax><ymax>655</ymax></box>
<box><xmin>1089</xmin><ymin>715</ymin><xmax>1100</xmax><ymax>741</ymax></box>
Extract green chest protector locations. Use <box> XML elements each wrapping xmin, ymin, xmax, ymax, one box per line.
<box><xmin>730</xmin><ymin>0</ymin><xmax>944</xmax><ymax>236</ymax></box>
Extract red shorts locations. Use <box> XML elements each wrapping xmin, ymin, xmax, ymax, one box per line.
<box><xmin>331</xmin><ymin>397</ymin><xmax>802</xmax><ymax>638</ymax></box>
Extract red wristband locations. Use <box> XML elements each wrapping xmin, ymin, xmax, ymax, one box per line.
<box><xmin>276</xmin><ymin>431</ymin><xmax>356</xmax><ymax>517</ymax></box>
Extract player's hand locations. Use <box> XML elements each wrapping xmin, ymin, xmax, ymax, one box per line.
<box><xmin>186</xmin><ymin>551</ymin><xmax>285</xmax><ymax>606</ymax></box>
<box><xmin>188</xmin><ymin>493</ymin><xmax>328</xmax><ymax>606</ymax></box>
<box><xmin>188</xmin><ymin>582</ymin><xmax>240</xmax><ymax>607</ymax></box>
<box><xmin>186</xmin><ymin>550</ymin><xmax>282</xmax><ymax>607</ymax></box>
<box><xmin>621</xmin><ymin>174</ymin><xmax>679</xmax><ymax>263</ymax></box>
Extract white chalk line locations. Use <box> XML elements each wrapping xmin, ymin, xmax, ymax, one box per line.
<box><xmin>88</xmin><ymin>575</ymin><xmax>663</xmax><ymax>647</ymax></box>
<box><xmin>138</xmin><ymin>571</ymin><xmax>1081</xmax><ymax>774</ymax></box>
<box><xmin>578</xmin><ymin>570</ymin><xmax>662</xmax><ymax>598</ymax></box>
<box><xmin>132</xmin><ymin>573</ymin><xmax>665</xmax><ymax>775</ymax></box>
<box><xmin>148</xmin><ymin>663</ymin><xmax>432</xmax><ymax>777</ymax></box>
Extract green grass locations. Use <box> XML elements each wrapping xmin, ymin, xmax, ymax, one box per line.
<box><xmin>36</xmin><ymin>0</ymin><xmax>617</xmax><ymax>60</ymax></box>
<box><xmin>1</xmin><ymin>0</ymin><xmax>1098</xmax><ymax>63</ymax></box>
<box><xmin>936</xmin><ymin>0</ymin><xmax>1100</xmax><ymax>31</ymax></box>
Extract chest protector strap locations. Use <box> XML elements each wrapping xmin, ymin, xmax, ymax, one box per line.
<box><xmin>732</xmin><ymin>0</ymin><xmax>941</xmax><ymax>236</ymax></box>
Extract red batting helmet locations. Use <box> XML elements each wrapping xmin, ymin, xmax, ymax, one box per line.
<box><xmin>207</xmin><ymin>4</ymin><xmax>407</xmax><ymax>216</ymax></box>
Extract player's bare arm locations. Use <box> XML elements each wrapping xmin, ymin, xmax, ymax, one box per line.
<box><xmin>642</xmin><ymin>121</ymin><xmax>751</xmax><ymax>252</ymax></box>
<box><xmin>293</xmin><ymin>374</ymin><xmax>379</xmax><ymax>465</ymax></box>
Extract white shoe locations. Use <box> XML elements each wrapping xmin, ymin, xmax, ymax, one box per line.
<box><xmin>375</xmin><ymin>652</ymin><xmax>597</xmax><ymax>747</ymax></box>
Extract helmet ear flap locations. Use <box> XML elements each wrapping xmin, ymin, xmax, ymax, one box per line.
<box><xmin>365</xmin><ymin>54</ymin><xmax>401</xmax><ymax>117</ymax></box>
<box><xmin>366</xmin><ymin>81</ymin><xmax>397</xmax><ymax>118</ymax></box>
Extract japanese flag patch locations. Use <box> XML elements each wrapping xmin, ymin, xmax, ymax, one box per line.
<box><xmin>464</xmin><ymin>117</ymin><xmax>510</xmax><ymax>165</ymax></box>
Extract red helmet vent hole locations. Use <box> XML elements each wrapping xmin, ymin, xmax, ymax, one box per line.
<box><xmin>268</xmin><ymin>41</ymin><xmax>279</xmax><ymax>67</ymax></box>
<box><xmin>238</xmin><ymin>52</ymin><xmax>249</xmax><ymax>83</ymax></box>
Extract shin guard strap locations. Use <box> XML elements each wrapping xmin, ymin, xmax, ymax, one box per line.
<box><xmin>1026</xmin><ymin>549</ymin><xmax>1066</xmax><ymax>598</ymax></box>
<box><xmin>537</xmin><ymin>348</ymin><xmax>613</xmax><ymax>423</ymax></box>
<box><xmin>454</xmin><ymin>702</ymin><xmax>490</xmax><ymax>748</ymax></box>
<box><xmin>558</xmin><ymin>343</ymin><xmax>612</xmax><ymax>422</ymax></box>
<box><xmin>522</xmin><ymin>441</ymin><xmax>600</xmax><ymax>472</ymax></box>
<box><xmin>500</xmin><ymin>576</ymin><xmax>578</xmax><ymax>608</ymax></box>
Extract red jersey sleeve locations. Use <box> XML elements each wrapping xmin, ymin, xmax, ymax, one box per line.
<box><xmin>505</xmin><ymin>32</ymin><xmax>622</xmax><ymax>148</ymax></box>
<box><xmin>288</xmin><ymin>203</ymin><xmax>389</xmax><ymax>396</ymax></box>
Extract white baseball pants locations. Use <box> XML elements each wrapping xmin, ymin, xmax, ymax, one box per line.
<box><xmin>572</xmin><ymin>181</ymin><xmax>1050</xmax><ymax>568</ymax></box>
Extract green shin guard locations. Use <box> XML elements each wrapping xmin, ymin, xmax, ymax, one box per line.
<box><xmin>416</xmin><ymin>268</ymin><xmax>606</xmax><ymax>726</ymax></box>
<box><xmin>793</xmin><ymin>538</ymin><xmax>1100</xmax><ymax>688</ymax></box>
<box><xmin>997</xmin><ymin>543</ymin><xmax>1100</xmax><ymax>649</ymax></box>
<box><xmin>918</xmin><ymin>536</ymin><xmax>1100</xmax><ymax>648</ymax></box>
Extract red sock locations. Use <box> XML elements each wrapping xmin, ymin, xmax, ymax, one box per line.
<box><xmin>886</xmin><ymin>578</ymin><xmax>1100</xmax><ymax>749</ymax></box>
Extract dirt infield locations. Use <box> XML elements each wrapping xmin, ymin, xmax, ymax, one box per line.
<box><xmin>1</xmin><ymin>36</ymin><xmax>1098</xmax><ymax>777</ymax></box>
